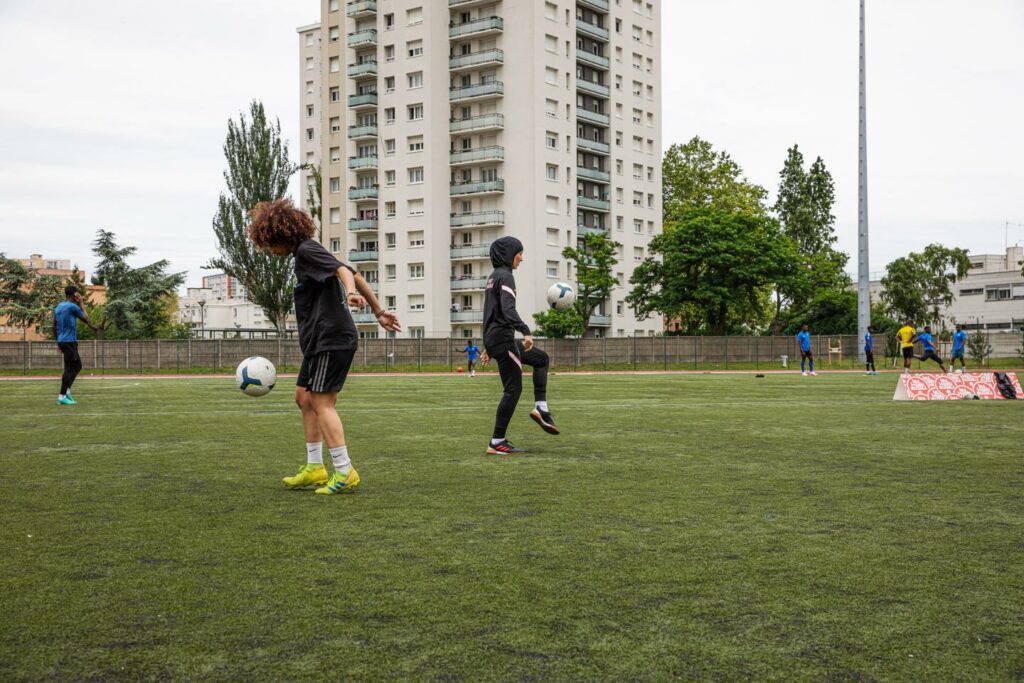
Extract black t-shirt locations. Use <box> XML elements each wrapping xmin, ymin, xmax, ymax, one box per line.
<box><xmin>293</xmin><ymin>240</ymin><xmax>358</xmax><ymax>356</ymax></box>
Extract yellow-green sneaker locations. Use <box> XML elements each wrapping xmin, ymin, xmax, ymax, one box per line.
<box><xmin>315</xmin><ymin>468</ymin><xmax>360</xmax><ymax>495</ymax></box>
<box><xmin>283</xmin><ymin>463</ymin><xmax>328</xmax><ymax>489</ymax></box>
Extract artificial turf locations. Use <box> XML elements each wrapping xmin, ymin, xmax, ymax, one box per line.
<box><xmin>0</xmin><ymin>372</ymin><xmax>1021</xmax><ymax>681</ymax></box>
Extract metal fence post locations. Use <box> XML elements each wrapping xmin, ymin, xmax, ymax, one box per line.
<box><xmin>632</xmin><ymin>334</ymin><xmax>637</xmax><ymax>371</ymax></box>
<box><xmin>663</xmin><ymin>335</ymin><xmax>667</xmax><ymax>370</ymax></box>
<box><xmin>156</xmin><ymin>339</ymin><xmax>161</xmax><ymax>370</ymax></box>
<box><xmin>603</xmin><ymin>336</ymin><xmax>607</xmax><ymax>370</ymax></box>
<box><xmin>448</xmin><ymin>337</ymin><xmax>452</xmax><ymax>373</ymax></box>
<box><xmin>417</xmin><ymin>336</ymin><xmax>422</xmax><ymax>372</ymax></box>
<box><xmin>725</xmin><ymin>334</ymin><xmax>729</xmax><ymax>370</ymax></box>
<box><xmin>24</xmin><ymin>341</ymin><xmax>29</xmax><ymax>373</ymax></box>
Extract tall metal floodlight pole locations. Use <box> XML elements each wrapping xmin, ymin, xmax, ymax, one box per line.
<box><xmin>857</xmin><ymin>0</ymin><xmax>870</xmax><ymax>362</ymax></box>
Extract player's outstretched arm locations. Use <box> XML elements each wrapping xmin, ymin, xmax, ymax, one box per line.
<box><xmin>352</xmin><ymin>271</ymin><xmax>401</xmax><ymax>332</ymax></box>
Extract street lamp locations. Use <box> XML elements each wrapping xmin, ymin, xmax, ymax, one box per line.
<box><xmin>197</xmin><ymin>299</ymin><xmax>206</xmax><ymax>339</ymax></box>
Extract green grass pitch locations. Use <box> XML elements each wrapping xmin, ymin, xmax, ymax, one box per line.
<box><xmin>1</xmin><ymin>373</ymin><xmax>1022</xmax><ymax>681</ymax></box>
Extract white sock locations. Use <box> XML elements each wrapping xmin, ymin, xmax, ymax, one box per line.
<box><xmin>491</xmin><ymin>438</ymin><xmax>504</xmax><ymax>446</ymax></box>
<box><xmin>535</xmin><ymin>401</ymin><xmax>549</xmax><ymax>412</ymax></box>
<box><xmin>306</xmin><ymin>442</ymin><xmax>323</xmax><ymax>465</ymax></box>
<box><xmin>58</xmin><ymin>394</ymin><xmax>65</xmax><ymax>399</ymax></box>
<box><xmin>329</xmin><ymin>445</ymin><xmax>351</xmax><ymax>474</ymax></box>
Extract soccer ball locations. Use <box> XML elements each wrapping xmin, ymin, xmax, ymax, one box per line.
<box><xmin>236</xmin><ymin>356</ymin><xmax>277</xmax><ymax>397</ymax></box>
<box><xmin>546</xmin><ymin>282</ymin><xmax>576</xmax><ymax>312</ymax></box>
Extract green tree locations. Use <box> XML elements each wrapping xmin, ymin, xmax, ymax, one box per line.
<box><xmin>627</xmin><ymin>208</ymin><xmax>800</xmax><ymax>335</ymax></box>
<box><xmin>209</xmin><ymin>100</ymin><xmax>297</xmax><ymax>333</ymax></box>
<box><xmin>967</xmin><ymin>330</ymin><xmax>992</xmax><ymax>366</ymax></box>
<box><xmin>662</xmin><ymin>136</ymin><xmax>768</xmax><ymax>221</ymax></box>
<box><xmin>532</xmin><ymin>307</ymin><xmax>586</xmax><ymax>338</ymax></box>
<box><xmin>0</xmin><ymin>255</ymin><xmax>63</xmax><ymax>338</ymax></box>
<box><xmin>881</xmin><ymin>244</ymin><xmax>971</xmax><ymax>325</ymax></box>
<box><xmin>90</xmin><ymin>230</ymin><xmax>186</xmax><ymax>339</ymax></box>
<box><xmin>562</xmin><ymin>232</ymin><xmax>620</xmax><ymax>336</ymax></box>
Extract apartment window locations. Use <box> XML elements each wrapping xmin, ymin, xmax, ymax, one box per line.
<box><xmin>632</xmin><ymin>25</ymin><xmax>642</xmax><ymax>42</ymax></box>
<box><xmin>408</xmin><ymin>167</ymin><xmax>424</xmax><ymax>184</ymax></box>
<box><xmin>407</xmin><ymin>71</ymin><xmax>423</xmax><ymax>89</ymax></box>
<box><xmin>408</xmin><ymin>104</ymin><xmax>424</xmax><ymax>121</ymax></box>
<box><xmin>545</xmin><ymin>34</ymin><xmax>558</xmax><ymax>53</ymax></box>
<box><xmin>632</xmin><ymin>135</ymin><xmax>643</xmax><ymax>151</ymax></box>
<box><xmin>385</xmin><ymin>295</ymin><xmax>396</xmax><ymax>309</ymax></box>
<box><xmin>616</xmin><ymin>159</ymin><xmax>623</xmax><ymax>175</ymax></box>
<box><xmin>329</xmin><ymin>208</ymin><xmax>341</xmax><ymax>225</ymax></box>
<box><xmin>646</xmin><ymin>85</ymin><xmax>654</xmax><ymax>100</ymax></box>
<box><xmin>306</xmin><ymin>57</ymin><xmax>315</xmax><ymax>71</ymax></box>
<box><xmin>326</xmin><ymin>147</ymin><xmax>338</xmax><ymax>164</ymax></box>
<box><xmin>328</xmin><ymin>0</ymin><xmax>339</xmax><ymax>10</ymax></box>
<box><xmin>546</xmin><ymin>132</ymin><xmax>558</xmax><ymax>150</ymax></box>
<box><xmin>306</xmin><ymin>128</ymin><xmax>315</xmax><ymax>141</ymax></box>
<box><xmin>329</xmin><ymin>177</ymin><xmax>340</xmax><ymax>193</ymax></box>
<box><xmin>546</xmin><ymin>164</ymin><xmax>558</xmax><ymax>181</ymax></box>
<box><xmin>647</xmin><ymin>193</ymin><xmax>655</xmax><ymax>208</ymax></box>
<box><xmin>384</xmin><ymin>76</ymin><xmax>395</xmax><ymax>93</ymax></box>
<box><xmin>384</xmin><ymin>13</ymin><xmax>394</xmax><ymax>29</ymax></box>
<box><xmin>547</xmin><ymin>228</ymin><xmax>560</xmax><ymax>245</ymax></box>
<box><xmin>407</xmin><ymin>39</ymin><xmax>423</xmax><ymax>57</ymax></box>
<box><xmin>544</xmin><ymin>2</ymin><xmax>557</xmax><ymax>20</ymax></box>
<box><xmin>328</xmin><ymin>26</ymin><xmax>339</xmax><ymax>42</ymax></box>
<box><xmin>408</xmin><ymin>199</ymin><xmax>424</xmax><ymax>216</ymax></box>
<box><xmin>409</xmin><ymin>327</ymin><xmax>424</xmax><ymax>338</ymax></box>
<box><xmin>409</xmin><ymin>263</ymin><xmax>425</xmax><ymax>279</ymax></box>
<box><xmin>632</xmin><ymin>81</ymin><xmax>643</xmax><ymax>97</ymax></box>
<box><xmin>633</xmin><ymin>163</ymin><xmax>643</xmax><ymax>180</ymax></box>
<box><xmin>646</xmin><ymin>30</ymin><xmax>654</xmax><ymax>45</ymax></box>
<box><xmin>632</xmin><ymin>108</ymin><xmax>643</xmax><ymax>124</ymax></box>
<box><xmin>384</xmin><ymin>45</ymin><xmax>395</xmax><ymax>62</ymax></box>
<box><xmin>328</xmin><ymin>57</ymin><xmax>339</xmax><ymax>73</ymax></box>
<box><xmin>385</xmin><ymin>201</ymin><xmax>396</xmax><ymax>217</ymax></box>
<box><xmin>408</xmin><ymin>135</ymin><xmax>424</xmax><ymax>152</ymax></box>
<box><xmin>406</xmin><ymin>8</ymin><xmax>423</xmax><ymax>26</ymax></box>
<box><xmin>632</xmin><ymin>53</ymin><xmax>643</xmax><ymax>70</ymax></box>
<box><xmin>616</xmin><ymin>216</ymin><xmax>624</xmax><ymax>231</ymax></box>
<box><xmin>408</xmin><ymin>295</ymin><xmax>425</xmax><ymax>312</ymax></box>
<box><xmin>409</xmin><ymin>230</ymin><xmax>425</xmax><ymax>247</ymax></box>
<box><xmin>384</xmin><ymin>138</ymin><xmax>396</xmax><ymax>155</ymax></box>
<box><xmin>634</xmin><ymin>219</ymin><xmax>643</xmax><ymax>233</ymax></box>
<box><xmin>647</xmin><ymin>220</ymin><xmax>655</xmax><ymax>234</ymax></box>
<box><xmin>634</xmin><ymin>247</ymin><xmax>644</xmax><ymax>262</ymax></box>
<box><xmin>384</xmin><ymin>170</ymin><xmax>396</xmax><ymax>186</ymax></box>
<box><xmin>633</xmin><ymin>191</ymin><xmax>643</xmax><ymax>206</ymax></box>
<box><xmin>329</xmin><ymin>86</ymin><xmax>339</xmax><ymax>102</ymax></box>
<box><xmin>546</xmin><ymin>261</ymin><xmax>559</xmax><ymax>278</ymax></box>
<box><xmin>306</xmin><ymin>80</ymin><xmax>314</xmax><ymax>95</ymax></box>
<box><xmin>646</xmin><ymin>57</ymin><xmax>654</xmax><ymax>73</ymax></box>
<box><xmin>384</xmin><ymin>108</ymin><xmax>396</xmax><ymax>124</ymax></box>
<box><xmin>385</xmin><ymin>234</ymin><xmax>396</xmax><ymax>250</ymax></box>
<box><xmin>545</xmin><ymin>67</ymin><xmax>558</xmax><ymax>85</ymax></box>
<box><xmin>546</xmin><ymin>195</ymin><xmax>559</xmax><ymax>214</ymax></box>
<box><xmin>986</xmin><ymin>287</ymin><xmax>1011</xmax><ymax>301</ymax></box>
<box><xmin>329</xmin><ymin>237</ymin><xmax>341</xmax><ymax>252</ymax></box>
<box><xmin>545</xmin><ymin>98</ymin><xmax>558</xmax><ymax>117</ymax></box>
<box><xmin>306</xmin><ymin>104</ymin><xmax>314</xmax><ymax>118</ymax></box>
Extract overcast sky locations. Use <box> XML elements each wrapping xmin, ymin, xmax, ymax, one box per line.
<box><xmin>1</xmin><ymin>0</ymin><xmax>1021</xmax><ymax>288</ymax></box>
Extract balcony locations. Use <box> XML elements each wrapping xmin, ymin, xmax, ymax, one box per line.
<box><xmin>450</xmin><ymin>179</ymin><xmax>505</xmax><ymax>196</ymax></box>
<box><xmin>448</xmin><ymin>16</ymin><xmax>503</xmax><ymax>38</ymax></box>
<box><xmin>578</xmin><ymin>0</ymin><xmax>610</xmax><ymax>12</ymax></box>
<box><xmin>449</xmin><ymin>81</ymin><xmax>504</xmax><ymax>103</ymax></box>
<box><xmin>348</xmin><ymin>92</ymin><xmax>378</xmax><ymax>110</ymax></box>
<box><xmin>589</xmin><ymin>313</ymin><xmax>612</xmax><ymax>327</ymax></box>
<box><xmin>347</xmin><ymin>123</ymin><xmax>378</xmax><ymax>140</ymax></box>
<box><xmin>450</xmin><ymin>146</ymin><xmax>504</xmax><ymax>166</ymax></box>
<box><xmin>578</xmin><ymin>138</ymin><xmax>610</xmax><ymax>156</ymax></box>
<box><xmin>577</xmin><ymin>108</ymin><xmax>610</xmax><ymax>127</ymax></box>
<box><xmin>576</xmin><ymin>17</ymin><xmax>609</xmax><ymax>41</ymax></box>
<box><xmin>346</xmin><ymin>28</ymin><xmax>377</xmax><ymax>48</ymax></box>
<box><xmin>451</xmin><ymin>310</ymin><xmax>484</xmax><ymax>323</ymax></box>
<box><xmin>346</xmin><ymin>61</ymin><xmax>378</xmax><ymax>78</ymax></box>
<box><xmin>348</xmin><ymin>186</ymin><xmax>379</xmax><ymax>201</ymax></box>
<box><xmin>347</xmin><ymin>155</ymin><xmax>378</xmax><ymax>169</ymax></box>
<box><xmin>577</xmin><ymin>166</ymin><xmax>610</xmax><ymax>183</ymax></box>
<box><xmin>352</xmin><ymin>312</ymin><xmax>378</xmax><ymax>324</ymax></box>
<box><xmin>577</xmin><ymin>78</ymin><xmax>610</xmax><ymax>99</ymax></box>
<box><xmin>450</xmin><ymin>244</ymin><xmax>492</xmax><ymax>259</ymax></box>
<box><xmin>577</xmin><ymin>195</ymin><xmax>611</xmax><ymax>212</ymax></box>
<box><xmin>450</xmin><ymin>211</ymin><xmax>505</xmax><ymax>228</ymax></box>
<box><xmin>576</xmin><ymin>50</ymin><xmax>610</xmax><ymax>70</ymax></box>
<box><xmin>348</xmin><ymin>218</ymin><xmax>379</xmax><ymax>232</ymax></box>
<box><xmin>449</xmin><ymin>48</ymin><xmax>504</xmax><ymax>72</ymax></box>
<box><xmin>348</xmin><ymin>250</ymin><xmax>379</xmax><ymax>263</ymax></box>
<box><xmin>346</xmin><ymin>0</ymin><xmax>377</xmax><ymax>18</ymax></box>
<box><xmin>450</xmin><ymin>277</ymin><xmax>488</xmax><ymax>291</ymax></box>
<box><xmin>577</xmin><ymin>224</ymin><xmax>608</xmax><ymax>238</ymax></box>
<box><xmin>449</xmin><ymin>113</ymin><xmax>504</xmax><ymax>134</ymax></box>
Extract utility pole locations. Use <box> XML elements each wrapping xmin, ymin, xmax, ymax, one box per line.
<box><xmin>857</xmin><ymin>0</ymin><xmax>870</xmax><ymax>362</ymax></box>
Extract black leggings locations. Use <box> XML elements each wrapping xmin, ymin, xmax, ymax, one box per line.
<box><xmin>865</xmin><ymin>350</ymin><xmax>875</xmax><ymax>372</ymax></box>
<box><xmin>489</xmin><ymin>340</ymin><xmax>549</xmax><ymax>440</ymax></box>
<box><xmin>58</xmin><ymin>342</ymin><xmax>82</xmax><ymax>395</ymax></box>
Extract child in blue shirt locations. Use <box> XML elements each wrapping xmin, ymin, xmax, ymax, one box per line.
<box><xmin>462</xmin><ymin>339</ymin><xmax>480</xmax><ymax>377</ymax></box>
<box><xmin>950</xmin><ymin>324</ymin><xmax>967</xmax><ymax>372</ymax></box>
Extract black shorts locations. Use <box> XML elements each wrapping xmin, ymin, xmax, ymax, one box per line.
<box><xmin>800</xmin><ymin>350</ymin><xmax>813</xmax><ymax>360</ymax></box>
<box><xmin>902</xmin><ymin>347</ymin><xmax>915</xmax><ymax>360</ymax></box>
<box><xmin>920</xmin><ymin>349</ymin><xmax>942</xmax><ymax>363</ymax></box>
<box><xmin>296</xmin><ymin>349</ymin><xmax>355</xmax><ymax>393</ymax></box>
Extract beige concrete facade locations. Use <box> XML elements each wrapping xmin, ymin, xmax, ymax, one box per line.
<box><xmin>303</xmin><ymin>0</ymin><xmax>662</xmax><ymax>338</ymax></box>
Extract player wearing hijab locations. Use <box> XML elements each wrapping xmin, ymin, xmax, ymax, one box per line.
<box><xmin>480</xmin><ymin>237</ymin><xmax>559</xmax><ymax>455</ymax></box>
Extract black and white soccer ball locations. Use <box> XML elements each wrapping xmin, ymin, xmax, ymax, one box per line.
<box><xmin>236</xmin><ymin>356</ymin><xmax>277</xmax><ymax>397</ymax></box>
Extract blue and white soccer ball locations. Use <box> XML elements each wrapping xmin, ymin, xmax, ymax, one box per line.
<box><xmin>546</xmin><ymin>282</ymin><xmax>577</xmax><ymax>312</ymax></box>
<box><xmin>236</xmin><ymin>356</ymin><xmax>277</xmax><ymax>397</ymax></box>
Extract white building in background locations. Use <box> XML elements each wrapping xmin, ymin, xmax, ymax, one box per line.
<box><xmin>298</xmin><ymin>22</ymin><xmax>323</xmax><ymax>211</ymax></box>
<box><xmin>299</xmin><ymin>0</ymin><xmax>662</xmax><ymax>339</ymax></box>
<box><xmin>869</xmin><ymin>246</ymin><xmax>1024</xmax><ymax>332</ymax></box>
<box><xmin>178</xmin><ymin>274</ymin><xmax>285</xmax><ymax>337</ymax></box>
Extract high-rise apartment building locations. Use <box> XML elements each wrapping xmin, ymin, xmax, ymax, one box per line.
<box><xmin>301</xmin><ymin>0</ymin><xmax>661</xmax><ymax>338</ymax></box>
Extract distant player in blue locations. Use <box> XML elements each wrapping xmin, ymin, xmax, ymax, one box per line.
<box><xmin>950</xmin><ymin>323</ymin><xmax>967</xmax><ymax>372</ymax></box>
<box><xmin>462</xmin><ymin>339</ymin><xmax>480</xmax><ymax>377</ymax></box>
<box><xmin>53</xmin><ymin>285</ymin><xmax>97</xmax><ymax>405</ymax></box>
<box><xmin>913</xmin><ymin>325</ymin><xmax>946</xmax><ymax>373</ymax></box>
<box><xmin>864</xmin><ymin>326</ymin><xmax>878</xmax><ymax>375</ymax></box>
<box><xmin>796</xmin><ymin>324</ymin><xmax>815</xmax><ymax>376</ymax></box>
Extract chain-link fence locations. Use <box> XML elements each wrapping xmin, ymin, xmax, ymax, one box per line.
<box><xmin>2</xmin><ymin>334</ymin><xmax>1021</xmax><ymax>373</ymax></box>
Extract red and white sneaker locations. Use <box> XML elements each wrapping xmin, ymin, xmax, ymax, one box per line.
<box><xmin>486</xmin><ymin>440</ymin><xmax>525</xmax><ymax>455</ymax></box>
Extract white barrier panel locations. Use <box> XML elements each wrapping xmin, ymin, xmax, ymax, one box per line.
<box><xmin>893</xmin><ymin>372</ymin><xmax>1023</xmax><ymax>401</ymax></box>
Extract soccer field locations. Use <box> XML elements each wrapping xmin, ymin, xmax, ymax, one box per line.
<box><xmin>1</xmin><ymin>373</ymin><xmax>1022</xmax><ymax>681</ymax></box>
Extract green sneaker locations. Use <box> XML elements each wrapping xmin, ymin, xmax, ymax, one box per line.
<box><xmin>57</xmin><ymin>396</ymin><xmax>77</xmax><ymax>405</ymax></box>
<box><xmin>315</xmin><ymin>468</ymin><xmax>360</xmax><ymax>495</ymax></box>
<box><xmin>282</xmin><ymin>463</ymin><xmax>329</xmax><ymax>489</ymax></box>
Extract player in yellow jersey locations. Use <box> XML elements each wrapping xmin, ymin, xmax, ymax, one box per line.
<box><xmin>896</xmin><ymin>321</ymin><xmax>916</xmax><ymax>374</ymax></box>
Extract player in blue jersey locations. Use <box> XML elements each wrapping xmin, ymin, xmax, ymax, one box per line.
<box><xmin>52</xmin><ymin>285</ymin><xmax>97</xmax><ymax>405</ymax></box>
<box><xmin>949</xmin><ymin>323</ymin><xmax>968</xmax><ymax>372</ymax></box>
<box><xmin>863</xmin><ymin>326</ymin><xmax>878</xmax><ymax>375</ymax></box>
<box><xmin>462</xmin><ymin>339</ymin><xmax>480</xmax><ymax>377</ymax></box>
<box><xmin>796</xmin><ymin>324</ymin><xmax>815</xmax><ymax>376</ymax></box>
<box><xmin>913</xmin><ymin>325</ymin><xmax>946</xmax><ymax>372</ymax></box>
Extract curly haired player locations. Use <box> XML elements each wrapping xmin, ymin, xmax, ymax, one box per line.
<box><xmin>248</xmin><ymin>198</ymin><xmax>401</xmax><ymax>494</ymax></box>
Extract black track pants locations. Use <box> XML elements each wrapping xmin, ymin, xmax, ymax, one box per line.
<box><xmin>488</xmin><ymin>340</ymin><xmax>549</xmax><ymax>440</ymax></box>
